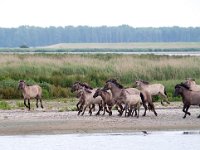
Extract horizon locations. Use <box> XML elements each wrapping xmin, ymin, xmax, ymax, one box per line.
<box><xmin>1</xmin><ymin>25</ymin><xmax>200</xmax><ymax>29</ymax></box>
<box><xmin>0</xmin><ymin>0</ymin><xmax>200</xmax><ymax>28</ymax></box>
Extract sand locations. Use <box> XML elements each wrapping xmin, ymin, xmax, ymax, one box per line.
<box><xmin>0</xmin><ymin>102</ymin><xmax>200</xmax><ymax>136</ymax></box>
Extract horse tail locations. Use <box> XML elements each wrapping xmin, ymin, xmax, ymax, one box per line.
<box><xmin>140</xmin><ymin>92</ymin><xmax>145</xmax><ymax>104</ymax></box>
<box><xmin>148</xmin><ymin>102</ymin><xmax>155</xmax><ymax>111</ymax></box>
<box><xmin>164</xmin><ymin>88</ymin><xmax>168</xmax><ymax>97</ymax></box>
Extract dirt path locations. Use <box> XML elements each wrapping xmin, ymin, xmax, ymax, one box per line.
<box><xmin>0</xmin><ymin>102</ymin><xmax>200</xmax><ymax>135</ymax></box>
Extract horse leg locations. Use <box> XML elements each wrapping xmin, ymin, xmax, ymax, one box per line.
<box><xmin>105</xmin><ymin>105</ymin><xmax>110</xmax><ymax>114</ymax></box>
<box><xmin>149</xmin><ymin>102</ymin><xmax>157</xmax><ymax>116</ymax></box>
<box><xmin>108</xmin><ymin>106</ymin><xmax>112</xmax><ymax>116</ymax></box>
<box><xmin>81</xmin><ymin>105</ymin><xmax>88</xmax><ymax>116</ymax></box>
<box><xmin>96</xmin><ymin>104</ymin><xmax>101</xmax><ymax>116</ymax></box>
<box><xmin>76</xmin><ymin>101</ymin><xmax>81</xmax><ymax>111</ymax></box>
<box><xmin>28</xmin><ymin>99</ymin><xmax>31</xmax><ymax>111</ymax></box>
<box><xmin>124</xmin><ymin>104</ymin><xmax>128</xmax><ymax>117</ymax></box>
<box><xmin>134</xmin><ymin>109</ymin><xmax>137</xmax><ymax>117</ymax></box>
<box><xmin>24</xmin><ymin>98</ymin><xmax>29</xmax><ymax>108</ymax></box>
<box><xmin>182</xmin><ymin>104</ymin><xmax>187</xmax><ymax>118</ymax></box>
<box><xmin>142</xmin><ymin>102</ymin><xmax>147</xmax><ymax>116</ymax></box>
<box><xmin>102</xmin><ymin>103</ymin><xmax>106</xmax><ymax>116</ymax></box>
<box><xmin>39</xmin><ymin>98</ymin><xmax>44</xmax><ymax>109</ymax></box>
<box><xmin>128</xmin><ymin>106</ymin><xmax>133</xmax><ymax>117</ymax></box>
<box><xmin>137</xmin><ymin>103</ymin><xmax>141</xmax><ymax>118</ymax></box>
<box><xmin>116</xmin><ymin>103</ymin><xmax>123</xmax><ymax>116</ymax></box>
<box><xmin>185</xmin><ymin>105</ymin><xmax>191</xmax><ymax>116</ymax></box>
<box><xmin>89</xmin><ymin>104</ymin><xmax>95</xmax><ymax>115</ymax></box>
<box><xmin>36</xmin><ymin>98</ymin><xmax>39</xmax><ymax>108</ymax></box>
<box><xmin>152</xmin><ymin>106</ymin><xmax>157</xmax><ymax>116</ymax></box>
<box><xmin>160</xmin><ymin>93</ymin><xmax>170</xmax><ymax>106</ymax></box>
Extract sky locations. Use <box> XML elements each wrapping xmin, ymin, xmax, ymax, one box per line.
<box><xmin>0</xmin><ymin>0</ymin><xmax>200</xmax><ymax>28</ymax></box>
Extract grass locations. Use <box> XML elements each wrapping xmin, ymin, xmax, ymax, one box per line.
<box><xmin>0</xmin><ymin>100</ymin><xmax>11</xmax><ymax>110</ymax></box>
<box><xmin>0</xmin><ymin>53</ymin><xmax>200</xmax><ymax>101</ymax></box>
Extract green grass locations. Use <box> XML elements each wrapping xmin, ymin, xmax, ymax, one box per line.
<box><xmin>0</xmin><ymin>100</ymin><xmax>11</xmax><ymax>110</ymax></box>
<box><xmin>0</xmin><ymin>53</ymin><xmax>200</xmax><ymax>101</ymax></box>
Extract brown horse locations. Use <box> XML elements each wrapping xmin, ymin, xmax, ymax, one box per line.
<box><xmin>71</xmin><ymin>81</ymin><xmax>103</xmax><ymax>116</ymax></box>
<box><xmin>184</xmin><ymin>78</ymin><xmax>200</xmax><ymax>91</ymax></box>
<box><xmin>103</xmin><ymin>79</ymin><xmax>141</xmax><ymax>116</ymax></box>
<box><xmin>135</xmin><ymin>80</ymin><xmax>170</xmax><ymax>106</ymax></box>
<box><xmin>18</xmin><ymin>80</ymin><xmax>43</xmax><ymax>110</ymax></box>
<box><xmin>93</xmin><ymin>88</ymin><xmax>114</xmax><ymax>116</ymax></box>
<box><xmin>174</xmin><ymin>83</ymin><xmax>200</xmax><ymax>118</ymax></box>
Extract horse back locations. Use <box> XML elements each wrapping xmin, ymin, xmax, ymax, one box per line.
<box><xmin>25</xmin><ymin>85</ymin><xmax>42</xmax><ymax>98</ymax></box>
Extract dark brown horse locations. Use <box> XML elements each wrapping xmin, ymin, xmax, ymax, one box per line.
<box><xmin>174</xmin><ymin>83</ymin><xmax>200</xmax><ymax>118</ymax></box>
<box><xmin>103</xmin><ymin>79</ymin><xmax>140</xmax><ymax>116</ymax></box>
<box><xmin>93</xmin><ymin>88</ymin><xmax>114</xmax><ymax>116</ymax></box>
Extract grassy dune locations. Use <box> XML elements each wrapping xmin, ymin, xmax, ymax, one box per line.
<box><xmin>0</xmin><ymin>54</ymin><xmax>200</xmax><ymax>102</ymax></box>
<box><xmin>44</xmin><ymin>42</ymin><xmax>200</xmax><ymax>49</ymax></box>
<box><xmin>1</xmin><ymin>42</ymin><xmax>200</xmax><ymax>53</ymax></box>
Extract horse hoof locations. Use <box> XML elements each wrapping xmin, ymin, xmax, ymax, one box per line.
<box><xmin>197</xmin><ymin>115</ymin><xmax>200</xmax><ymax>118</ymax></box>
<box><xmin>183</xmin><ymin>116</ymin><xmax>186</xmax><ymax>119</ymax></box>
<box><xmin>188</xmin><ymin>112</ymin><xmax>191</xmax><ymax>116</ymax></box>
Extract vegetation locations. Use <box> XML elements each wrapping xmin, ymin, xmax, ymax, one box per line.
<box><xmin>1</xmin><ymin>25</ymin><xmax>200</xmax><ymax>47</ymax></box>
<box><xmin>0</xmin><ymin>100</ymin><xmax>11</xmax><ymax>110</ymax></box>
<box><xmin>0</xmin><ymin>54</ymin><xmax>200</xmax><ymax>102</ymax></box>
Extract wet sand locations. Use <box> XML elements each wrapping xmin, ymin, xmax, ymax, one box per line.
<box><xmin>0</xmin><ymin>102</ymin><xmax>200</xmax><ymax>135</ymax></box>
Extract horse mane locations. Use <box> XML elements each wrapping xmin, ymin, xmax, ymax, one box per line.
<box><xmin>185</xmin><ymin>78</ymin><xmax>195</xmax><ymax>81</ymax></box>
<box><xmin>106</xmin><ymin>78</ymin><xmax>124</xmax><ymax>89</ymax></box>
<box><xmin>175</xmin><ymin>83</ymin><xmax>190</xmax><ymax>90</ymax></box>
<box><xmin>140</xmin><ymin>80</ymin><xmax>150</xmax><ymax>85</ymax></box>
<box><xmin>73</xmin><ymin>81</ymin><xmax>93</xmax><ymax>90</ymax></box>
<box><xmin>79</xmin><ymin>82</ymin><xmax>93</xmax><ymax>90</ymax></box>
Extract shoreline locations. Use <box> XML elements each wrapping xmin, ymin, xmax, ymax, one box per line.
<box><xmin>0</xmin><ymin>103</ymin><xmax>200</xmax><ymax>136</ymax></box>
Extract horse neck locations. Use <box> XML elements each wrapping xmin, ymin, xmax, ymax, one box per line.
<box><xmin>139</xmin><ymin>83</ymin><xmax>148</xmax><ymax>89</ymax></box>
<box><xmin>22</xmin><ymin>84</ymin><xmax>29</xmax><ymax>94</ymax></box>
<box><xmin>110</xmin><ymin>85</ymin><xmax>123</xmax><ymax>98</ymax></box>
<box><xmin>179</xmin><ymin>88</ymin><xmax>189</xmax><ymax>99</ymax></box>
<box><xmin>101</xmin><ymin>91</ymin><xmax>109</xmax><ymax>101</ymax></box>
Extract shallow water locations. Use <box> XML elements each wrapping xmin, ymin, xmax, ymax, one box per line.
<box><xmin>1</xmin><ymin>51</ymin><xmax>200</xmax><ymax>56</ymax></box>
<box><xmin>0</xmin><ymin>131</ymin><xmax>200</xmax><ymax>150</ymax></box>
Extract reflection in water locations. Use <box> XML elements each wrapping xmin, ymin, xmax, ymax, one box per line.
<box><xmin>0</xmin><ymin>131</ymin><xmax>200</xmax><ymax>150</ymax></box>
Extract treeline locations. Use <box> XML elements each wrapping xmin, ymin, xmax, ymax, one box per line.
<box><xmin>0</xmin><ymin>25</ymin><xmax>200</xmax><ymax>47</ymax></box>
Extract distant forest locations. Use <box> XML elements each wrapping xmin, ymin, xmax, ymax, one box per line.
<box><xmin>0</xmin><ymin>25</ymin><xmax>200</xmax><ymax>47</ymax></box>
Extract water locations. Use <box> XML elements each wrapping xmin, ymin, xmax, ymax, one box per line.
<box><xmin>0</xmin><ymin>131</ymin><xmax>199</xmax><ymax>150</ymax></box>
<box><xmin>1</xmin><ymin>51</ymin><xmax>200</xmax><ymax>56</ymax></box>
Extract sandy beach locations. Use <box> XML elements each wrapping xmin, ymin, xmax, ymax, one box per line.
<box><xmin>0</xmin><ymin>102</ymin><xmax>200</xmax><ymax>136</ymax></box>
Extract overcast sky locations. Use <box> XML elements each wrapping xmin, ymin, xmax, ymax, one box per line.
<box><xmin>0</xmin><ymin>0</ymin><xmax>200</xmax><ymax>28</ymax></box>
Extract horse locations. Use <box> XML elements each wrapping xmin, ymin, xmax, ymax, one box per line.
<box><xmin>174</xmin><ymin>83</ymin><xmax>200</xmax><ymax>118</ymax></box>
<box><xmin>71</xmin><ymin>81</ymin><xmax>103</xmax><ymax>115</ymax></box>
<box><xmin>115</xmin><ymin>89</ymin><xmax>142</xmax><ymax>118</ymax></box>
<box><xmin>135</xmin><ymin>80</ymin><xmax>170</xmax><ymax>106</ymax></box>
<box><xmin>103</xmin><ymin>79</ymin><xmax>141</xmax><ymax>116</ymax></box>
<box><xmin>184</xmin><ymin>78</ymin><xmax>200</xmax><ymax>91</ymax></box>
<box><xmin>77</xmin><ymin>88</ymin><xmax>103</xmax><ymax>116</ymax></box>
<box><xmin>18</xmin><ymin>80</ymin><xmax>43</xmax><ymax>110</ymax></box>
<box><xmin>139</xmin><ymin>89</ymin><xmax>157</xmax><ymax>116</ymax></box>
<box><xmin>71</xmin><ymin>81</ymin><xmax>93</xmax><ymax>111</ymax></box>
<box><xmin>93</xmin><ymin>88</ymin><xmax>114</xmax><ymax>116</ymax></box>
